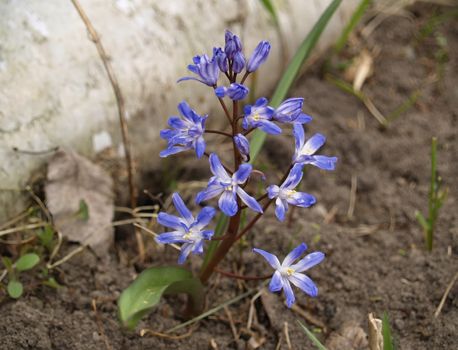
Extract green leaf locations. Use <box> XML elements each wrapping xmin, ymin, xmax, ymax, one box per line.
<box><xmin>382</xmin><ymin>312</ymin><xmax>395</xmax><ymax>350</ymax></box>
<box><xmin>76</xmin><ymin>199</ymin><xmax>90</xmax><ymax>221</ymax></box>
<box><xmin>202</xmin><ymin>213</ymin><xmax>229</xmax><ymax>271</ymax></box>
<box><xmin>249</xmin><ymin>0</ymin><xmax>342</xmax><ymax>162</ymax></box>
<box><xmin>333</xmin><ymin>0</ymin><xmax>371</xmax><ymax>55</ymax></box>
<box><xmin>297</xmin><ymin>320</ymin><xmax>328</xmax><ymax>350</ymax></box>
<box><xmin>118</xmin><ymin>266</ymin><xmax>204</xmax><ymax>330</ymax></box>
<box><xmin>15</xmin><ymin>253</ymin><xmax>40</xmax><ymax>272</ymax></box>
<box><xmin>259</xmin><ymin>0</ymin><xmax>279</xmax><ymax>25</ymax></box>
<box><xmin>2</xmin><ymin>256</ymin><xmax>13</xmax><ymax>272</ymax></box>
<box><xmin>415</xmin><ymin>210</ymin><xmax>429</xmax><ymax>231</ymax></box>
<box><xmin>42</xmin><ymin>277</ymin><xmax>62</xmax><ymax>289</ymax></box>
<box><xmin>37</xmin><ymin>225</ymin><xmax>55</xmax><ymax>250</ymax></box>
<box><xmin>7</xmin><ymin>280</ymin><xmax>23</xmax><ymax>299</ymax></box>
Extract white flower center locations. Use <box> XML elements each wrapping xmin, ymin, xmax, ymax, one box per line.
<box><xmin>281</xmin><ymin>267</ymin><xmax>295</xmax><ymax>276</ymax></box>
<box><xmin>183</xmin><ymin>227</ymin><xmax>200</xmax><ymax>241</ymax></box>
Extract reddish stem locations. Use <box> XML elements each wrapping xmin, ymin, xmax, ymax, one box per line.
<box><xmin>214</xmin><ymin>268</ymin><xmax>272</xmax><ymax>281</ymax></box>
<box><xmin>205</xmin><ymin>129</ymin><xmax>233</xmax><ymax>138</ymax></box>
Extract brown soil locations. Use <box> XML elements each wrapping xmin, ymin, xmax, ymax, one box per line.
<box><xmin>1</xmin><ymin>4</ymin><xmax>457</xmax><ymax>350</ymax></box>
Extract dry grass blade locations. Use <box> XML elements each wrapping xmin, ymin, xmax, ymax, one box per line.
<box><xmin>289</xmin><ymin>303</ymin><xmax>328</xmax><ymax>332</ymax></box>
<box><xmin>284</xmin><ymin>322</ymin><xmax>292</xmax><ymax>350</ymax></box>
<box><xmin>165</xmin><ymin>287</ymin><xmax>262</xmax><ymax>334</ymax></box>
<box><xmin>92</xmin><ymin>299</ymin><xmax>113</xmax><ymax>350</ymax></box>
<box><xmin>434</xmin><ymin>271</ymin><xmax>458</xmax><ymax>318</ymax></box>
<box><xmin>347</xmin><ymin>174</ymin><xmax>358</xmax><ymax>218</ymax></box>
<box><xmin>0</xmin><ymin>222</ymin><xmax>48</xmax><ymax>237</ymax></box>
<box><xmin>140</xmin><ymin>324</ymin><xmax>199</xmax><ymax>340</ymax></box>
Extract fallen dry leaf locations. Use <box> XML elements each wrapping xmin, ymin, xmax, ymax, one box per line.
<box><xmin>344</xmin><ymin>49</ymin><xmax>374</xmax><ymax>92</ymax></box>
<box><xmin>45</xmin><ymin>150</ymin><xmax>114</xmax><ymax>256</ymax></box>
<box><xmin>368</xmin><ymin>313</ymin><xmax>383</xmax><ymax>350</ymax></box>
<box><xmin>326</xmin><ymin>321</ymin><xmax>368</xmax><ymax>350</ymax></box>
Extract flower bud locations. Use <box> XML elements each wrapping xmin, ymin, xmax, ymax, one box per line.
<box><xmin>247</xmin><ymin>41</ymin><xmax>271</xmax><ymax>72</ymax></box>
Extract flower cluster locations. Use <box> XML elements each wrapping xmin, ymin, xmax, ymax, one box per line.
<box><xmin>157</xmin><ymin>31</ymin><xmax>337</xmax><ymax>307</ymax></box>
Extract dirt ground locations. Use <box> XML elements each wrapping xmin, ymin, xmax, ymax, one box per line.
<box><xmin>1</xmin><ymin>3</ymin><xmax>457</xmax><ymax>350</ymax></box>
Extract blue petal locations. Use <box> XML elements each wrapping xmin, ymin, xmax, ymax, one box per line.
<box><xmin>283</xmin><ymin>243</ymin><xmax>308</xmax><ymax>267</ymax></box>
<box><xmin>307</xmin><ymin>155</ymin><xmax>338</xmax><ymax>171</ymax></box>
<box><xmin>255</xmin><ymin>97</ymin><xmax>268</xmax><ymax>107</ymax></box>
<box><xmin>195</xmin><ymin>136</ymin><xmax>206</xmax><ymax>158</ymax></box>
<box><xmin>282</xmin><ymin>278</ymin><xmax>296</xmax><ymax>308</ymax></box>
<box><xmin>218</xmin><ymin>190</ymin><xmax>238</xmax><ymax>216</ymax></box>
<box><xmin>195</xmin><ymin>183</ymin><xmax>224</xmax><ymax>203</ymax></box>
<box><xmin>288</xmin><ymin>192</ymin><xmax>316</xmax><ymax>207</ymax></box>
<box><xmin>215</xmin><ymin>86</ymin><xmax>226</xmax><ymax>98</ymax></box>
<box><xmin>234</xmin><ymin>163</ymin><xmax>252</xmax><ymax>183</ymax></box>
<box><xmin>293</xmin><ymin>124</ymin><xmax>305</xmax><ymax>152</ymax></box>
<box><xmin>252</xmin><ymin>248</ymin><xmax>281</xmax><ymax>269</ymax></box>
<box><xmin>236</xmin><ymin>187</ymin><xmax>263</xmax><ymax>213</ymax></box>
<box><xmin>302</xmin><ymin>133</ymin><xmax>326</xmax><ymax>155</ymax></box>
<box><xmin>294</xmin><ymin>113</ymin><xmax>312</xmax><ymax>124</ymax></box>
<box><xmin>209</xmin><ymin>153</ymin><xmax>231</xmax><ymax>181</ymax></box>
<box><xmin>177</xmin><ymin>76</ymin><xmax>206</xmax><ymax>85</ymax></box>
<box><xmin>267</xmin><ymin>185</ymin><xmax>279</xmax><ymax>199</ymax></box>
<box><xmin>172</xmin><ymin>193</ymin><xmax>194</xmax><ymax>225</ymax></box>
<box><xmin>275</xmin><ymin>197</ymin><xmax>287</xmax><ymax>221</ymax></box>
<box><xmin>269</xmin><ymin>271</ymin><xmax>283</xmax><ymax>292</ymax></box>
<box><xmin>191</xmin><ymin>240</ymin><xmax>204</xmax><ymax>255</ymax></box>
<box><xmin>160</xmin><ymin>129</ymin><xmax>176</xmax><ymax>140</ymax></box>
<box><xmin>159</xmin><ymin>146</ymin><xmax>183</xmax><ymax>158</ymax></box>
<box><xmin>178</xmin><ymin>243</ymin><xmax>194</xmax><ymax>264</ymax></box>
<box><xmin>291</xmin><ymin>252</ymin><xmax>325</xmax><ymax>272</ymax></box>
<box><xmin>195</xmin><ymin>206</ymin><xmax>216</xmax><ymax>228</ymax></box>
<box><xmin>155</xmin><ymin>231</ymin><xmax>185</xmax><ymax>244</ymax></box>
<box><xmin>157</xmin><ymin>212</ymin><xmax>186</xmax><ymax>231</ymax></box>
<box><xmin>259</xmin><ymin>120</ymin><xmax>282</xmax><ymax>135</ymax></box>
<box><xmin>282</xmin><ymin>163</ymin><xmax>304</xmax><ymax>189</ymax></box>
<box><xmin>200</xmin><ymin>229</ymin><xmax>214</xmax><ymax>240</ymax></box>
<box><xmin>177</xmin><ymin>101</ymin><xmax>194</xmax><ymax>121</ymax></box>
<box><xmin>289</xmin><ymin>273</ymin><xmax>318</xmax><ymax>297</ymax></box>
<box><xmin>168</xmin><ymin>116</ymin><xmax>186</xmax><ymax>129</ymax></box>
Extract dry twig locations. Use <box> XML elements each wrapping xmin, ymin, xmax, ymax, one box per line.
<box><xmin>91</xmin><ymin>299</ymin><xmax>113</xmax><ymax>350</ymax></box>
<box><xmin>69</xmin><ymin>0</ymin><xmax>143</xmax><ymax>260</ymax></box>
<box><xmin>284</xmin><ymin>322</ymin><xmax>292</xmax><ymax>350</ymax></box>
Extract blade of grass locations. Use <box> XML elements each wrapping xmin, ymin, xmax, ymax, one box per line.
<box><xmin>249</xmin><ymin>0</ymin><xmax>343</xmax><ymax>162</ymax></box>
<box><xmin>333</xmin><ymin>0</ymin><xmax>372</xmax><ymax>55</ymax></box>
<box><xmin>297</xmin><ymin>320</ymin><xmax>328</xmax><ymax>350</ymax></box>
<box><xmin>382</xmin><ymin>312</ymin><xmax>395</xmax><ymax>350</ymax></box>
<box><xmin>259</xmin><ymin>0</ymin><xmax>279</xmax><ymax>25</ymax></box>
<box><xmin>165</xmin><ymin>283</ymin><xmax>266</xmax><ymax>334</ymax></box>
<box><xmin>201</xmin><ymin>213</ymin><xmax>228</xmax><ymax>271</ymax></box>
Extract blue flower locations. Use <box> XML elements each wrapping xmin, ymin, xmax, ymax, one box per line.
<box><xmin>247</xmin><ymin>40</ymin><xmax>271</xmax><ymax>72</ymax></box>
<box><xmin>292</xmin><ymin>124</ymin><xmax>337</xmax><ymax>170</ymax></box>
<box><xmin>267</xmin><ymin>164</ymin><xmax>316</xmax><ymax>221</ymax></box>
<box><xmin>156</xmin><ymin>193</ymin><xmax>216</xmax><ymax>264</ymax></box>
<box><xmin>224</xmin><ymin>30</ymin><xmax>243</xmax><ymax>60</ymax></box>
<box><xmin>196</xmin><ymin>153</ymin><xmax>263</xmax><ymax>216</ymax></box>
<box><xmin>243</xmin><ymin>97</ymin><xmax>282</xmax><ymax>135</ymax></box>
<box><xmin>160</xmin><ymin>101</ymin><xmax>207</xmax><ymax>158</ymax></box>
<box><xmin>178</xmin><ymin>54</ymin><xmax>219</xmax><ymax>86</ymax></box>
<box><xmin>234</xmin><ymin>133</ymin><xmax>250</xmax><ymax>162</ymax></box>
<box><xmin>215</xmin><ymin>83</ymin><xmax>249</xmax><ymax>101</ymax></box>
<box><xmin>213</xmin><ymin>47</ymin><xmax>228</xmax><ymax>72</ymax></box>
<box><xmin>273</xmin><ymin>98</ymin><xmax>312</xmax><ymax>124</ymax></box>
<box><xmin>253</xmin><ymin>243</ymin><xmax>325</xmax><ymax>307</ymax></box>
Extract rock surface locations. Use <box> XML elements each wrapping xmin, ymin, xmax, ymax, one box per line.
<box><xmin>0</xmin><ymin>0</ymin><xmax>359</xmax><ymax>218</ymax></box>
